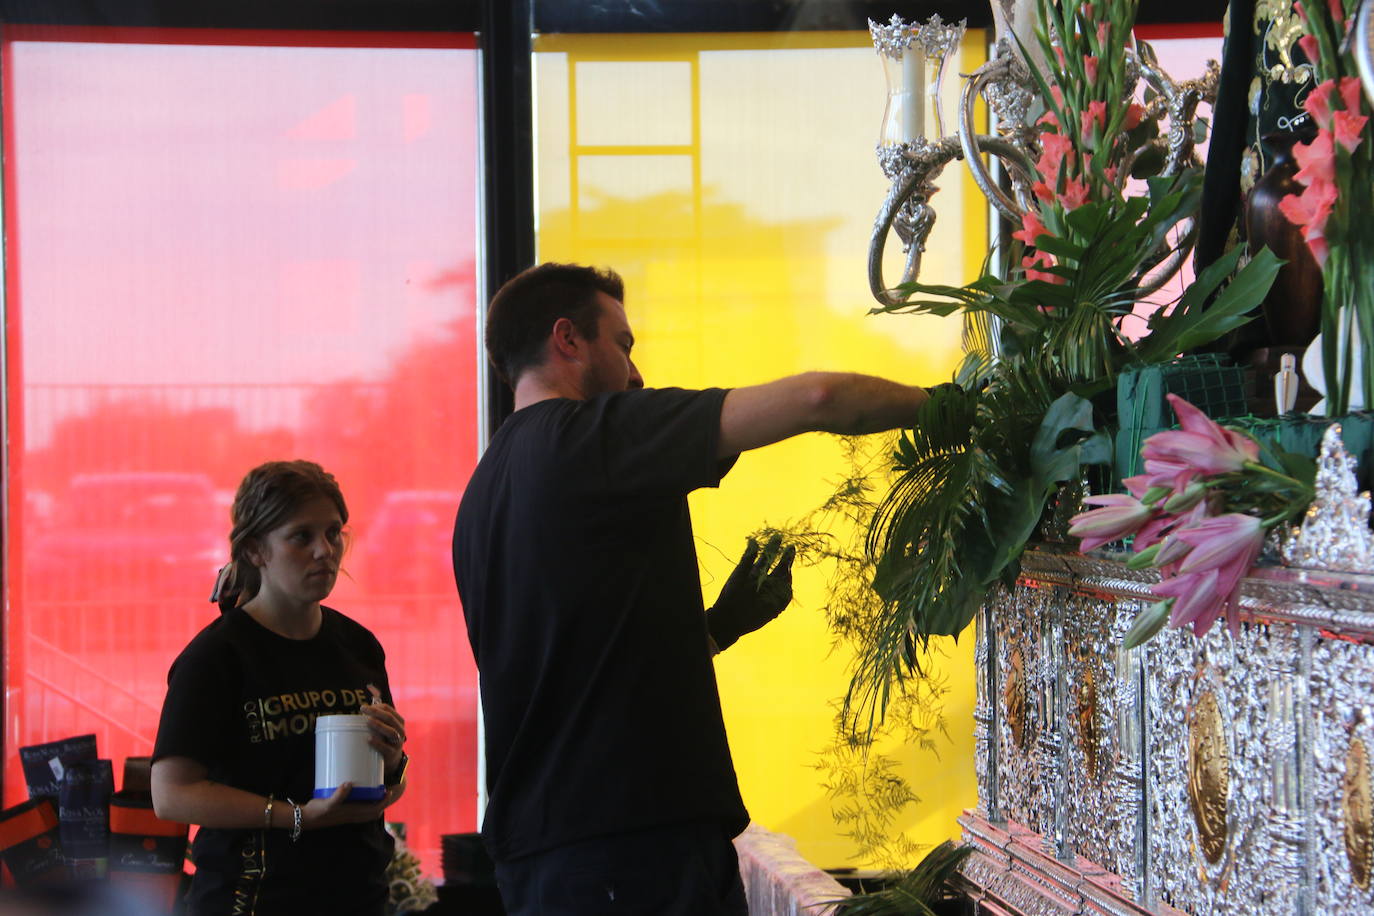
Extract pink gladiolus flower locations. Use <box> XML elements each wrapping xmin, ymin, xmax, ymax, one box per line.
<box><xmin>1299</xmin><ymin>34</ymin><xmax>1321</xmax><ymax>73</ymax></box>
<box><xmin>1293</xmin><ymin>0</ymin><xmax>1308</xmax><ymax>20</ymax></box>
<box><xmin>1340</xmin><ymin>76</ymin><xmax>1364</xmax><ymax>115</ymax></box>
<box><xmin>1083</xmin><ymin>55</ymin><xmax>1100</xmax><ymax>84</ymax></box>
<box><xmin>1096</xmin><ymin>22</ymin><xmax>1109</xmax><ymax>45</ymax></box>
<box><xmin>1333</xmin><ymin>110</ymin><xmax>1368</xmax><ymax>153</ymax></box>
<box><xmin>1037</xmin><ymin>132</ymin><xmax>1076</xmax><ymax>184</ymax></box>
<box><xmin>1279</xmin><ymin>177</ymin><xmax>1338</xmax><ymax>265</ymax></box>
<box><xmin>1330</xmin><ymin>0</ymin><xmax>1347</xmax><ymax>27</ymax></box>
<box><xmin>1051</xmin><ymin>85</ymin><xmax>1065</xmax><ymax>108</ymax></box>
<box><xmin>1033</xmin><ymin>181</ymin><xmax>1055</xmax><ymax>203</ymax></box>
<box><xmin>1294</xmin><ymin>129</ymin><xmax>1336</xmax><ymax>186</ymax></box>
<box><xmin>1060</xmin><ymin>177</ymin><xmax>1091</xmax><ymax>210</ymax></box>
<box><xmin>1081</xmin><ymin>100</ymin><xmax>1107</xmax><ymax>145</ymax></box>
<box><xmin>1013</xmin><ymin>210</ymin><xmax>1048</xmax><ymax>247</ymax></box>
<box><xmin>1022</xmin><ymin>250</ymin><xmax>1061</xmax><ymax>284</ymax></box>
<box><xmin>1069</xmin><ymin>494</ymin><xmax>1154</xmax><ymax>552</ymax></box>
<box><xmin>1304</xmin><ymin>79</ymin><xmax>1334</xmax><ymax>129</ymax></box>
<box><xmin>1037</xmin><ymin>110</ymin><xmax>1061</xmax><ymax>130</ymax></box>
<box><xmin>1123</xmin><ymin>103</ymin><xmax>1145</xmax><ymax>131</ymax></box>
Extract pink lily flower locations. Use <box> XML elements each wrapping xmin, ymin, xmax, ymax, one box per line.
<box><xmin>1174</xmin><ymin>512</ymin><xmax>1264</xmax><ymax>577</ymax></box>
<box><xmin>1143</xmin><ymin>454</ymin><xmax>1196</xmax><ymax>491</ymax></box>
<box><xmin>1136</xmin><ymin>500</ymin><xmax>1207</xmax><ymax>556</ymax></box>
<box><xmin>1133</xmin><ymin>512</ymin><xmax>1180</xmax><ymax>553</ymax></box>
<box><xmin>1155</xmin><ymin>567</ymin><xmax>1224</xmax><ymax>635</ymax></box>
<box><xmin>1152</xmin><ymin>532</ymin><xmax>1194</xmax><ymax>569</ymax></box>
<box><xmin>1121</xmin><ymin>474</ymin><xmax>1154</xmax><ymax>500</ymax></box>
<box><xmin>1163</xmin><ymin>513</ymin><xmax>1265</xmax><ymax>635</ymax></box>
<box><xmin>1163</xmin><ymin>480</ymin><xmax>1206</xmax><ymax>513</ymax></box>
<box><xmin>1139</xmin><ymin>395</ymin><xmax>1259</xmax><ymax>482</ymax></box>
<box><xmin>1068</xmin><ymin>493</ymin><xmax>1154</xmax><ymax>552</ymax></box>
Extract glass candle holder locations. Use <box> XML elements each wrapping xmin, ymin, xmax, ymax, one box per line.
<box><xmin>871</xmin><ymin>14</ymin><xmax>967</xmax><ymax>146</ymax></box>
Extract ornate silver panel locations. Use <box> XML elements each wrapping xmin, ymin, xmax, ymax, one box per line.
<box><xmin>1059</xmin><ymin>588</ymin><xmax>1141</xmax><ymax>890</ymax></box>
<box><xmin>1143</xmin><ymin>622</ymin><xmax>1306</xmax><ymax>915</ymax></box>
<box><xmin>992</xmin><ymin>585</ymin><xmax>1048</xmax><ymax>835</ymax></box>
<box><xmin>967</xmin><ymin>537</ymin><xmax>1374</xmax><ymax>916</ymax></box>
<box><xmin>976</xmin><ymin>600</ymin><xmax>1001</xmax><ymax>821</ymax></box>
<box><xmin>1311</xmin><ymin>635</ymin><xmax>1374</xmax><ymax>913</ymax></box>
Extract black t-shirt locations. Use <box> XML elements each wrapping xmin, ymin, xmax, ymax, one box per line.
<box><xmin>152</xmin><ymin>606</ymin><xmax>395</xmax><ymax>916</ymax></box>
<box><xmin>452</xmin><ymin>387</ymin><xmax>749</xmax><ymax>863</ymax></box>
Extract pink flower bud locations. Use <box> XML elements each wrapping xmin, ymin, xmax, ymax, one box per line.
<box><xmin>1069</xmin><ymin>494</ymin><xmax>1154</xmax><ymax>552</ymax></box>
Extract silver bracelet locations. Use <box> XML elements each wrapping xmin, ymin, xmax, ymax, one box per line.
<box><xmin>286</xmin><ymin>798</ymin><xmax>302</xmax><ymax>842</ymax></box>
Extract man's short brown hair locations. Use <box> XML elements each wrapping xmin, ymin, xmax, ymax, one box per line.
<box><xmin>485</xmin><ymin>263</ymin><xmax>625</xmax><ymax>386</ymax></box>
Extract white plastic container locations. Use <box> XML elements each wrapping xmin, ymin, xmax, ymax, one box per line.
<box><xmin>314</xmin><ymin>714</ymin><xmax>384</xmax><ymax>802</ymax></box>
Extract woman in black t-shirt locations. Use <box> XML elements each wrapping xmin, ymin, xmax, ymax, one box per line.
<box><xmin>151</xmin><ymin>461</ymin><xmax>409</xmax><ymax>916</ymax></box>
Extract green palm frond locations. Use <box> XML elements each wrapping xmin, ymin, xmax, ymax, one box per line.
<box><xmin>827</xmin><ymin>841</ymin><xmax>975</xmax><ymax>915</ymax></box>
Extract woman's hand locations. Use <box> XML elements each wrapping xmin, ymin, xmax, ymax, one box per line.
<box><xmin>299</xmin><ymin>783</ymin><xmax>393</xmax><ymax>830</ymax></box>
<box><xmin>362</xmin><ymin>683</ymin><xmax>407</xmax><ymax>776</ymax></box>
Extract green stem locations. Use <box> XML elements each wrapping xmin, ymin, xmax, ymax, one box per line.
<box><xmin>1240</xmin><ymin>461</ymin><xmax>1303</xmax><ymax>490</ymax></box>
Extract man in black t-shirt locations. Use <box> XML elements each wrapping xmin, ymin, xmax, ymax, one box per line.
<box><xmin>452</xmin><ymin>263</ymin><xmax>929</xmax><ymax>915</ymax></box>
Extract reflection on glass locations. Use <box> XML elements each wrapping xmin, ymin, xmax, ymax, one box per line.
<box><xmin>4</xmin><ymin>29</ymin><xmax>481</xmax><ymax>872</ymax></box>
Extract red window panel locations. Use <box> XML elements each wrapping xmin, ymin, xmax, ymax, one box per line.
<box><xmin>2</xmin><ymin>26</ymin><xmax>481</xmax><ymax>872</ymax></box>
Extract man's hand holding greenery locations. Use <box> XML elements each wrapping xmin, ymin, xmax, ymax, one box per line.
<box><xmin>707</xmin><ymin>535</ymin><xmax>796</xmax><ymax>652</ymax></box>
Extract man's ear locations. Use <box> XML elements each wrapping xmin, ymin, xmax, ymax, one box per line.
<box><xmin>551</xmin><ymin>316</ymin><xmax>582</xmax><ymax>361</ymax></box>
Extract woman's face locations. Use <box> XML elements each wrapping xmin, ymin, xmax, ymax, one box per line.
<box><xmin>250</xmin><ymin>495</ymin><xmax>344</xmax><ymax>609</ymax></box>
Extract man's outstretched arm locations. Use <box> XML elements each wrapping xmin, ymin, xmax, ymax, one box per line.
<box><xmin>718</xmin><ymin>371</ymin><xmax>928</xmax><ymax>458</ymax></box>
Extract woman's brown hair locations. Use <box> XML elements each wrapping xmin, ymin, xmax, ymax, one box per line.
<box><xmin>214</xmin><ymin>460</ymin><xmax>348</xmax><ymax>608</ymax></box>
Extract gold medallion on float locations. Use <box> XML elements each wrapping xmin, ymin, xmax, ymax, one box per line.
<box><xmin>1187</xmin><ymin>689</ymin><xmax>1230</xmax><ymax>865</ymax></box>
<box><xmin>1005</xmin><ymin>646</ymin><xmax>1029</xmax><ymax>751</ymax></box>
<box><xmin>1344</xmin><ymin>737</ymin><xmax>1373</xmax><ymax>889</ymax></box>
<box><xmin>1076</xmin><ymin>665</ymin><xmax>1100</xmax><ymax>783</ymax></box>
